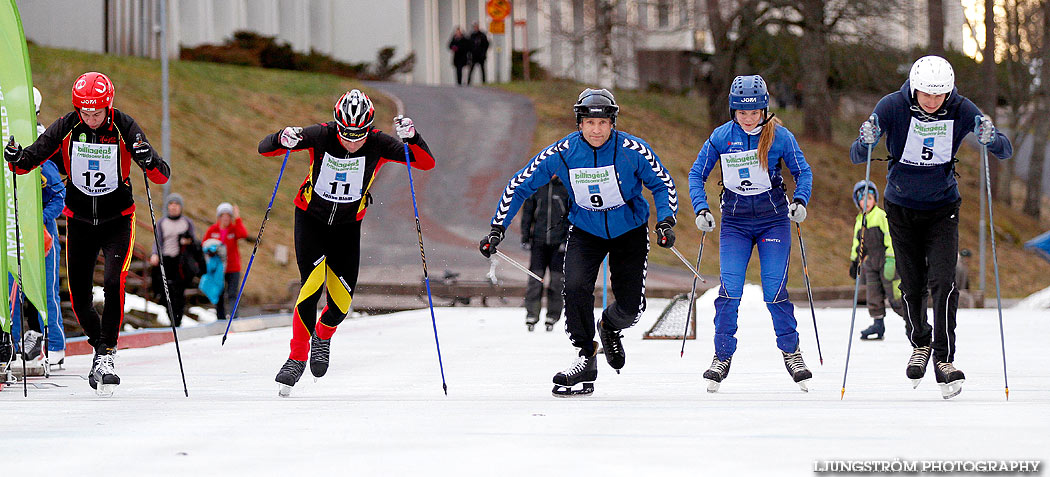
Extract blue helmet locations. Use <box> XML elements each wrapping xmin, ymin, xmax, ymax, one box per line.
<box><xmin>729</xmin><ymin>75</ymin><xmax>769</xmax><ymax>111</ymax></box>
<box><xmin>852</xmin><ymin>180</ymin><xmax>878</xmax><ymax>208</ymax></box>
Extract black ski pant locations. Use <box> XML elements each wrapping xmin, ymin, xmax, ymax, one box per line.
<box><xmin>288</xmin><ymin>209</ymin><xmax>360</xmax><ymax>361</ymax></box>
<box><xmin>563</xmin><ymin>225</ymin><xmax>648</xmax><ymax>356</ymax></box>
<box><xmin>862</xmin><ymin>261</ymin><xmax>905</xmax><ymax>320</ymax></box>
<box><xmin>885</xmin><ymin>200</ymin><xmax>960</xmax><ymax>362</ymax></box>
<box><xmin>66</xmin><ymin>214</ymin><xmax>134</xmax><ymax>351</ymax></box>
<box><xmin>154</xmin><ymin>256</ymin><xmax>187</xmax><ymax>327</ymax></box>
<box><xmin>215</xmin><ymin>271</ymin><xmax>241</xmax><ymax>320</ymax></box>
<box><xmin>524</xmin><ymin>243</ymin><xmax>565</xmax><ymax>326</ymax></box>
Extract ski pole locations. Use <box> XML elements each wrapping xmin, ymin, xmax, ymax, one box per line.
<box><xmin>980</xmin><ymin>141</ymin><xmax>1009</xmax><ymax>400</ymax></box>
<box><xmin>842</xmin><ymin>129</ymin><xmax>875</xmax><ymax>400</ymax></box>
<box><xmin>680</xmin><ymin>232</ymin><xmax>706</xmax><ymax>357</ymax></box>
<box><xmin>601</xmin><ymin>256</ymin><xmax>608</xmax><ymax>309</ymax></box>
<box><xmin>8</xmin><ymin>136</ymin><xmax>29</xmax><ymax>397</ymax></box>
<box><xmin>795</xmin><ymin>223</ymin><xmax>824</xmax><ymax>366</ymax></box>
<box><xmin>494</xmin><ymin>250</ymin><xmax>543</xmax><ymax>282</ymax></box>
<box><xmin>404</xmin><ymin>143</ymin><xmax>448</xmax><ymax>395</ymax></box>
<box><xmin>668</xmin><ymin>245</ymin><xmax>706</xmax><ymax>283</ymax></box>
<box><xmin>139</xmin><ymin>136</ymin><xmax>188</xmax><ymax>397</ymax></box>
<box><xmin>221</xmin><ymin>149</ymin><xmax>289</xmax><ymax>345</ymax></box>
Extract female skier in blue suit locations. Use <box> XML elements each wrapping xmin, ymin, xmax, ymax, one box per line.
<box><xmin>688</xmin><ymin>75</ymin><xmax>814</xmax><ymax>393</ymax></box>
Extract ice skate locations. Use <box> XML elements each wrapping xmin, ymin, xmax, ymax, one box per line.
<box><xmin>275</xmin><ymin>359</ymin><xmax>306</xmax><ymax>397</ymax></box>
<box><xmin>527</xmin><ymin>323</ymin><xmax>536</xmax><ymax>332</ymax></box>
<box><xmin>597</xmin><ymin>319</ymin><xmax>625</xmax><ymax>373</ymax></box>
<box><xmin>934</xmin><ymin>361</ymin><xmax>965</xmax><ymax>400</ymax></box>
<box><xmin>0</xmin><ymin>333</ymin><xmax>13</xmax><ymax>380</ymax></box>
<box><xmin>782</xmin><ymin>348</ymin><xmax>812</xmax><ymax>392</ymax></box>
<box><xmin>545</xmin><ymin>322</ymin><xmax>555</xmax><ymax>332</ymax></box>
<box><xmin>48</xmin><ymin>349</ymin><xmax>65</xmax><ymax>370</ymax></box>
<box><xmin>859</xmin><ymin>318</ymin><xmax>885</xmax><ymax>340</ymax></box>
<box><xmin>90</xmin><ymin>348</ymin><xmax>120</xmax><ymax>397</ymax></box>
<box><xmin>309</xmin><ymin>334</ymin><xmax>331</xmax><ymax>381</ymax></box>
<box><xmin>906</xmin><ymin>346</ymin><xmax>932</xmax><ymax>388</ymax></box>
<box><xmin>22</xmin><ymin>330</ymin><xmax>44</xmax><ymax>361</ymax></box>
<box><xmin>552</xmin><ymin>345</ymin><xmax>597</xmax><ymax>397</ymax></box>
<box><xmin>526</xmin><ymin>316</ymin><xmax>538</xmax><ymax>332</ymax></box>
<box><xmin>702</xmin><ymin>355</ymin><xmax>732</xmax><ymax>393</ymax></box>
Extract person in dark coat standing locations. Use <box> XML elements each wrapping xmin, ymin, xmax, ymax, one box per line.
<box><xmin>468</xmin><ymin>22</ymin><xmax>490</xmax><ymax>85</ymax></box>
<box><xmin>520</xmin><ymin>175</ymin><xmax>570</xmax><ymax>332</ymax></box>
<box><xmin>448</xmin><ymin>26</ymin><xmax>472</xmax><ymax>86</ymax></box>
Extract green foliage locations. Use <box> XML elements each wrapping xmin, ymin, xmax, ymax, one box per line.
<box><xmin>512</xmin><ymin>49</ymin><xmax>548</xmax><ymax>81</ymax></box>
<box><xmin>180</xmin><ymin>30</ymin><xmax>412</xmax><ymax>81</ymax></box>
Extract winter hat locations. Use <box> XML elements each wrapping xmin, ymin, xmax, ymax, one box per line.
<box><xmin>216</xmin><ymin>202</ymin><xmax>234</xmax><ymax>218</ymax></box>
<box><xmin>166</xmin><ymin>193</ymin><xmax>184</xmax><ymax>208</ymax></box>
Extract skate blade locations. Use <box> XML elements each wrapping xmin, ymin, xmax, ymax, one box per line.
<box><xmin>797</xmin><ymin>379</ymin><xmax>810</xmax><ymax>393</ymax></box>
<box><xmin>910</xmin><ymin>378</ymin><xmax>923</xmax><ymax>389</ymax></box>
<box><xmin>859</xmin><ymin>335</ymin><xmax>884</xmax><ymax>341</ymax></box>
<box><xmin>938</xmin><ymin>379</ymin><xmax>964</xmax><ymax>400</ymax></box>
<box><xmin>704</xmin><ymin>379</ymin><xmax>721</xmax><ymax>393</ymax></box>
<box><xmin>278</xmin><ymin>383</ymin><xmax>293</xmax><ymax>397</ymax></box>
<box><xmin>95</xmin><ymin>384</ymin><xmax>116</xmax><ymax>397</ymax></box>
<box><xmin>552</xmin><ymin>382</ymin><xmax>594</xmax><ymax>398</ymax></box>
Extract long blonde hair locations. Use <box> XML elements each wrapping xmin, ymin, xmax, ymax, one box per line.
<box><xmin>756</xmin><ymin>115</ymin><xmax>782</xmax><ymax>170</ymax></box>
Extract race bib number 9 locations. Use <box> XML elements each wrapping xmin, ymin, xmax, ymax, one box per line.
<box><xmin>70</xmin><ymin>141</ymin><xmax>119</xmax><ymax>196</ymax></box>
<box><xmin>316</xmin><ymin>153</ymin><xmax>366</xmax><ymax>203</ymax></box>
<box><xmin>568</xmin><ymin>165</ymin><xmax>625</xmax><ymax>211</ymax></box>
<box><xmin>900</xmin><ymin>117</ymin><xmax>954</xmax><ymax>166</ymax></box>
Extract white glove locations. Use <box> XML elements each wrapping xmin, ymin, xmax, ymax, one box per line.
<box><xmin>859</xmin><ymin>114</ymin><xmax>880</xmax><ymax>146</ymax></box>
<box><xmin>974</xmin><ymin>115</ymin><xmax>995</xmax><ymax>145</ymax></box>
<box><xmin>280</xmin><ymin>127</ymin><xmax>303</xmax><ymax>149</ymax></box>
<box><xmin>787</xmin><ymin>200</ymin><xmax>807</xmax><ymax>223</ymax></box>
<box><xmin>694</xmin><ymin>209</ymin><xmax>716</xmax><ymax>232</ymax></box>
<box><xmin>394</xmin><ymin>115</ymin><xmax>416</xmax><ymax>140</ymax></box>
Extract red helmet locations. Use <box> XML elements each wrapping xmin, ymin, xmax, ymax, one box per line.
<box><xmin>333</xmin><ymin>89</ymin><xmax>374</xmax><ymax>142</ymax></box>
<box><xmin>72</xmin><ymin>72</ymin><xmax>114</xmax><ymax>111</ymax></box>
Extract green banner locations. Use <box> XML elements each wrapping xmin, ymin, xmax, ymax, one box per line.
<box><xmin>0</xmin><ymin>0</ymin><xmax>48</xmax><ymax>333</ymax></box>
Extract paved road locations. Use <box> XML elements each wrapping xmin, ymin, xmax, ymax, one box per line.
<box><xmin>360</xmin><ymin>82</ymin><xmax>696</xmax><ymax>294</ymax></box>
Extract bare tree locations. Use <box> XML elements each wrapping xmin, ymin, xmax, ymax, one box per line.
<box><xmin>928</xmin><ymin>0</ymin><xmax>945</xmax><ymax>55</ymax></box>
<box><xmin>1023</xmin><ymin>0</ymin><xmax>1050</xmax><ymax>217</ymax></box>
<box><xmin>702</xmin><ymin>0</ymin><xmax>775</xmax><ymax>126</ymax></box>
<box><xmin>983</xmin><ymin>0</ymin><xmax>1001</xmax><ymax>196</ymax></box>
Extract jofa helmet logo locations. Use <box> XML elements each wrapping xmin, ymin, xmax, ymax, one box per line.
<box><xmin>740</xmin><ymin>97</ymin><xmax>757</xmax><ymax>103</ymax></box>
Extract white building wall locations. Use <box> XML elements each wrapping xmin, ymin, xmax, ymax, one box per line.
<box><xmin>16</xmin><ymin>0</ymin><xmax>106</xmax><ymax>53</ymax></box>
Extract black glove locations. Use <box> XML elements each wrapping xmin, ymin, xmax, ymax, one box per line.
<box><xmin>849</xmin><ymin>259</ymin><xmax>859</xmax><ymax>280</ymax></box>
<box><xmin>479</xmin><ymin>225</ymin><xmax>505</xmax><ymax>258</ymax></box>
<box><xmin>132</xmin><ymin>133</ymin><xmax>155</xmax><ymax>170</ymax></box>
<box><xmin>4</xmin><ymin>136</ymin><xmax>22</xmax><ymax>164</ymax></box>
<box><xmin>654</xmin><ymin>218</ymin><xmax>675</xmax><ymax>249</ymax></box>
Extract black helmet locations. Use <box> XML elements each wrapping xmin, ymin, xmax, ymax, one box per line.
<box><xmin>574</xmin><ymin>88</ymin><xmax>618</xmax><ymax>125</ymax></box>
<box><xmin>333</xmin><ymin>89</ymin><xmax>375</xmax><ymax>142</ymax></box>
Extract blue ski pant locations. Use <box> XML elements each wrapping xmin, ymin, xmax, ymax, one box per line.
<box><xmin>712</xmin><ymin>214</ymin><xmax>798</xmax><ymax>360</ymax></box>
<box><xmin>9</xmin><ymin>219</ymin><xmax>65</xmax><ymax>352</ymax></box>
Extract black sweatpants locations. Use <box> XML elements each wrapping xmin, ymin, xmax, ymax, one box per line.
<box><xmin>65</xmin><ymin>214</ymin><xmax>134</xmax><ymax>350</ymax></box>
<box><xmin>155</xmin><ymin>256</ymin><xmax>187</xmax><ymax>327</ymax></box>
<box><xmin>288</xmin><ymin>209</ymin><xmax>361</xmax><ymax>361</ymax></box>
<box><xmin>563</xmin><ymin>225</ymin><xmax>649</xmax><ymax>356</ymax></box>
<box><xmin>524</xmin><ymin>243</ymin><xmax>565</xmax><ymax>326</ymax></box>
<box><xmin>885</xmin><ymin>200</ymin><xmax>961</xmax><ymax>362</ymax></box>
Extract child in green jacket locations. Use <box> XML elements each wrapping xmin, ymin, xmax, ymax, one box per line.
<box><xmin>850</xmin><ymin>181</ymin><xmax>905</xmax><ymax>340</ymax></box>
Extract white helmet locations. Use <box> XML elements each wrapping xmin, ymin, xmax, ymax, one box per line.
<box><xmin>909</xmin><ymin>56</ymin><xmax>954</xmax><ymax>97</ymax></box>
<box><xmin>33</xmin><ymin>86</ymin><xmax>41</xmax><ymax>115</ymax></box>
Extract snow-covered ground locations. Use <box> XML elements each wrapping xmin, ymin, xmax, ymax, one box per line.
<box><xmin>3</xmin><ymin>287</ymin><xmax>1047</xmax><ymax>476</ymax></box>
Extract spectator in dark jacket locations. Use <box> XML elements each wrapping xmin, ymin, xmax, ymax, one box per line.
<box><xmin>468</xmin><ymin>22</ymin><xmax>490</xmax><ymax>85</ymax></box>
<box><xmin>150</xmin><ymin>193</ymin><xmax>202</xmax><ymax>327</ymax></box>
<box><xmin>520</xmin><ymin>176</ymin><xmax>570</xmax><ymax>332</ymax></box>
<box><xmin>449</xmin><ymin>26</ymin><xmax>472</xmax><ymax>86</ymax></box>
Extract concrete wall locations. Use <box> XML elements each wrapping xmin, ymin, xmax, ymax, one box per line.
<box><xmin>17</xmin><ymin>0</ymin><xmax>106</xmax><ymax>53</ymax></box>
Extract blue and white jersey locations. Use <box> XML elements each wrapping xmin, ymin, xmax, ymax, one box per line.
<box><xmin>689</xmin><ymin>120</ymin><xmax>812</xmax><ymax>219</ymax></box>
<box><xmin>491</xmin><ymin>130</ymin><xmax>677</xmax><ymax>239</ymax></box>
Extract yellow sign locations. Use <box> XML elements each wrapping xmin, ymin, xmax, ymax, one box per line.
<box><xmin>486</xmin><ymin>0</ymin><xmax>511</xmax><ymax>22</ymax></box>
<box><xmin>489</xmin><ymin>19</ymin><xmax>505</xmax><ymax>35</ymax></box>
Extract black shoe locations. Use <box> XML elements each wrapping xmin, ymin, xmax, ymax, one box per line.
<box><xmin>782</xmin><ymin>348</ymin><xmax>812</xmax><ymax>392</ymax></box>
<box><xmin>22</xmin><ymin>330</ymin><xmax>44</xmax><ymax>361</ymax></box>
<box><xmin>309</xmin><ymin>334</ymin><xmax>331</xmax><ymax>379</ymax></box>
<box><xmin>0</xmin><ymin>332</ymin><xmax>13</xmax><ymax>365</ymax></box>
<box><xmin>934</xmin><ymin>361</ymin><xmax>965</xmax><ymax>399</ymax></box>
<box><xmin>276</xmin><ymin>359</ymin><xmax>307</xmax><ymax>397</ymax></box>
<box><xmin>597</xmin><ymin>319</ymin><xmax>625</xmax><ymax>373</ymax></box>
<box><xmin>906</xmin><ymin>346</ymin><xmax>932</xmax><ymax>388</ymax></box>
<box><xmin>703</xmin><ymin>355</ymin><xmax>732</xmax><ymax>393</ymax></box>
<box><xmin>859</xmin><ymin>318</ymin><xmax>885</xmax><ymax>340</ymax></box>
<box><xmin>545</xmin><ymin>323</ymin><xmax>555</xmax><ymax>332</ymax></box>
<box><xmin>90</xmin><ymin>348</ymin><xmax>120</xmax><ymax>396</ymax></box>
<box><xmin>552</xmin><ymin>346</ymin><xmax>598</xmax><ymax>397</ymax></box>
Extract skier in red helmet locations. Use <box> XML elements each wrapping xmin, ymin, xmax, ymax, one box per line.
<box><xmin>5</xmin><ymin>72</ymin><xmax>170</xmax><ymax>396</ymax></box>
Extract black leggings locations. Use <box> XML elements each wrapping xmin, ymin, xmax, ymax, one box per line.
<box><xmin>562</xmin><ymin>225</ymin><xmax>649</xmax><ymax>355</ymax></box>
<box><xmin>287</xmin><ymin>209</ymin><xmax>361</xmax><ymax>360</ymax></box>
<box><xmin>66</xmin><ymin>215</ymin><xmax>134</xmax><ymax>350</ymax></box>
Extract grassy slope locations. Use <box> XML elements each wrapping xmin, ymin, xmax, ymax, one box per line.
<box><xmin>497</xmin><ymin>80</ymin><xmax>1050</xmax><ymax>297</ymax></box>
<box><xmin>29</xmin><ymin>45</ymin><xmax>397</xmax><ymax>303</ymax></box>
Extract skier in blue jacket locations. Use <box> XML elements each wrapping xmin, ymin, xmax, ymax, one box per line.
<box><xmin>852</xmin><ymin>55</ymin><xmax>1012</xmax><ymax>399</ymax></box>
<box><xmin>688</xmin><ymin>75</ymin><xmax>814</xmax><ymax>393</ymax></box>
<box><xmin>480</xmin><ymin>88</ymin><xmax>678</xmax><ymax>397</ymax></box>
